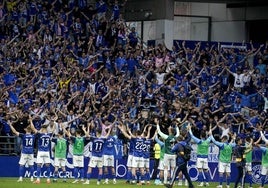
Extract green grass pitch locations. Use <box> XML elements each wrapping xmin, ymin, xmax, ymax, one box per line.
<box><xmin>0</xmin><ymin>178</ymin><xmax>261</xmax><ymax>188</ymax></box>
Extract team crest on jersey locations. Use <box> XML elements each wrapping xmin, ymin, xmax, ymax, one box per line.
<box><xmin>108</xmin><ymin>138</ymin><xmax>114</xmax><ymax>142</ymax></box>
<box><xmin>252</xmin><ymin>165</ymin><xmax>268</xmax><ymax>184</ymax></box>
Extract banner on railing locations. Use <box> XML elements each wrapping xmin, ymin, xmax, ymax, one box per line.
<box><xmin>0</xmin><ymin>146</ymin><xmax>265</xmax><ymax>184</ymax></box>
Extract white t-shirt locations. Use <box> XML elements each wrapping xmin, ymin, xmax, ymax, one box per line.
<box><xmin>155</xmin><ymin>72</ymin><xmax>166</xmax><ymax>85</ymax></box>
<box><xmin>232</xmin><ymin>72</ymin><xmax>246</xmax><ymax>88</ymax></box>
<box><xmin>219</xmin><ymin>126</ymin><xmax>230</xmax><ymax>139</ymax></box>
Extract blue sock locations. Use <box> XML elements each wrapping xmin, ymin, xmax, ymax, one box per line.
<box><xmin>107</xmin><ymin>167</ymin><xmax>111</xmax><ymax>178</ymax></box>
<box><xmin>140</xmin><ymin>173</ymin><xmax>145</xmax><ymax>181</ymax></box>
<box><xmin>226</xmin><ymin>175</ymin><xmax>230</xmax><ymax>185</ymax></box>
<box><xmin>204</xmin><ymin>171</ymin><xmax>209</xmax><ymax>182</ymax></box>
<box><xmin>74</xmin><ymin>168</ymin><xmax>78</xmax><ymax>179</ymax></box>
<box><xmin>19</xmin><ymin>166</ymin><xmax>24</xmax><ymax>177</ymax></box>
<box><xmin>111</xmin><ymin>172</ymin><xmax>115</xmax><ymax>179</ymax></box>
<box><xmin>132</xmin><ymin>174</ymin><xmax>136</xmax><ymax>181</ymax></box>
<box><xmin>98</xmin><ymin>174</ymin><xmax>102</xmax><ymax>181</ymax></box>
<box><xmin>30</xmin><ymin>166</ymin><xmax>34</xmax><ymax>177</ymax></box>
<box><xmin>62</xmin><ymin>171</ymin><xmax>66</xmax><ymax>179</ymax></box>
<box><xmin>219</xmin><ymin>175</ymin><xmax>223</xmax><ymax>185</ymax></box>
<box><xmin>198</xmin><ymin>171</ymin><xmax>204</xmax><ymax>183</ymax></box>
<box><xmin>54</xmin><ymin>171</ymin><xmax>58</xmax><ymax>179</ymax></box>
<box><xmin>247</xmin><ymin>173</ymin><xmax>252</xmax><ymax>187</ymax></box>
<box><xmin>46</xmin><ymin>166</ymin><xmax>51</xmax><ymax>178</ymax></box>
<box><xmin>136</xmin><ymin>171</ymin><xmax>141</xmax><ymax>182</ymax></box>
<box><xmin>80</xmin><ymin>168</ymin><xmax>84</xmax><ymax>179</ymax></box>
<box><xmin>127</xmin><ymin>170</ymin><xmax>132</xmax><ymax>181</ymax></box>
<box><xmin>36</xmin><ymin>166</ymin><xmax>41</xmax><ymax>178</ymax></box>
<box><xmin>146</xmin><ymin>171</ymin><xmax>150</xmax><ymax>181</ymax></box>
<box><xmin>261</xmin><ymin>174</ymin><xmax>265</xmax><ymax>187</ymax></box>
<box><xmin>87</xmin><ymin>173</ymin><xmax>91</xmax><ymax>180</ymax></box>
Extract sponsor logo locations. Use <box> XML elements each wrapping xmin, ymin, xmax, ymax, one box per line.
<box><xmin>187</xmin><ymin>163</ymin><xmax>218</xmax><ymax>181</ymax></box>
<box><xmin>252</xmin><ymin>164</ymin><xmax>268</xmax><ymax>184</ymax></box>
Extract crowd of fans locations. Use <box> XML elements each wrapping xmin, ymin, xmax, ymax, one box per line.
<box><xmin>0</xmin><ymin>0</ymin><xmax>268</xmax><ymax>155</ymax></box>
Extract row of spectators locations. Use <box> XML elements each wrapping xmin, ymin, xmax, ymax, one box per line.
<box><xmin>0</xmin><ymin>0</ymin><xmax>268</xmax><ymax>155</ymax></box>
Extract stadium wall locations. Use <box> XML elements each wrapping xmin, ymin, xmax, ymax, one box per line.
<box><xmin>0</xmin><ymin>144</ymin><xmax>265</xmax><ymax>184</ymax></box>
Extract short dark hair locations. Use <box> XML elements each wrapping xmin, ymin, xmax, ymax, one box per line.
<box><xmin>221</xmin><ymin>135</ymin><xmax>228</xmax><ymax>141</ymax></box>
<box><xmin>76</xmin><ymin>129</ymin><xmax>82</xmax><ymax>135</ymax></box>
<box><xmin>200</xmin><ymin>131</ymin><xmax>206</xmax><ymax>138</ymax></box>
<box><xmin>235</xmin><ymin>137</ymin><xmax>243</xmax><ymax>144</ymax></box>
<box><xmin>177</xmin><ymin>135</ymin><xmax>184</xmax><ymax>141</ymax></box>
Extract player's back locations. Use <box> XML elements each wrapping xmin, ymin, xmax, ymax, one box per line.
<box><xmin>20</xmin><ymin>133</ymin><xmax>35</xmax><ymax>154</ymax></box>
<box><xmin>197</xmin><ymin>139</ymin><xmax>210</xmax><ymax>155</ymax></box>
<box><xmin>37</xmin><ymin>132</ymin><xmax>52</xmax><ymax>152</ymax></box>
<box><xmin>54</xmin><ymin>137</ymin><xmax>68</xmax><ymax>158</ymax></box>
<box><xmin>91</xmin><ymin>136</ymin><xmax>106</xmax><ymax>157</ymax></box>
<box><xmin>72</xmin><ymin>136</ymin><xmax>85</xmax><ymax>156</ymax></box>
<box><xmin>143</xmin><ymin>138</ymin><xmax>152</xmax><ymax>158</ymax></box>
<box><xmin>133</xmin><ymin>137</ymin><xmax>145</xmax><ymax>157</ymax></box>
<box><xmin>219</xmin><ymin>143</ymin><xmax>233</xmax><ymax>162</ymax></box>
<box><xmin>103</xmin><ymin>136</ymin><xmax>115</xmax><ymax>155</ymax></box>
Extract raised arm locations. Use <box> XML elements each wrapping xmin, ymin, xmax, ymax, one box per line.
<box><xmin>254</xmin><ymin>135</ymin><xmax>262</xmax><ymax>145</ymax></box>
<box><xmin>82</xmin><ymin>124</ymin><xmax>90</xmax><ymax>138</ymax></box>
<box><xmin>229</xmin><ymin>133</ymin><xmax>237</xmax><ymax>147</ymax></box>
<box><xmin>174</xmin><ymin>125</ymin><xmax>180</xmax><ymax>138</ymax></box>
<box><xmin>260</xmin><ymin>131</ymin><xmax>268</xmax><ymax>144</ymax></box>
<box><xmin>208</xmin><ymin>130</ymin><xmax>223</xmax><ymax>147</ymax></box>
<box><xmin>145</xmin><ymin>125</ymin><xmax>153</xmax><ymax>139</ymax></box>
<box><xmin>29</xmin><ymin>115</ymin><xmax>38</xmax><ymax>134</ymax></box>
<box><xmin>60</xmin><ymin>123</ymin><xmax>71</xmax><ymax>138</ymax></box>
<box><xmin>155</xmin><ymin>134</ymin><xmax>164</xmax><ymax>147</ymax></box>
<box><xmin>117</xmin><ymin>122</ymin><xmax>131</xmax><ymax>140</ymax></box>
<box><xmin>244</xmin><ymin>138</ymin><xmax>253</xmax><ymax>154</ymax></box>
<box><xmin>104</xmin><ymin>127</ymin><xmax>112</xmax><ymax>139</ymax></box>
<box><xmin>8</xmin><ymin>120</ymin><xmax>19</xmax><ymax>136</ymax></box>
<box><xmin>188</xmin><ymin>125</ymin><xmax>201</xmax><ymax>144</ymax></box>
<box><xmin>155</xmin><ymin>118</ymin><xmax>168</xmax><ymax>140</ymax></box>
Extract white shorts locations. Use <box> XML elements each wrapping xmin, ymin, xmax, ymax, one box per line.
<box><xmin>88</xmin><ymin>156</ymin><xmax>103</xmax><ymax>168</ymax></box>
<box><xmin>19</xmin><ymin>153</ymin><xmax>34</xmax><ymax>166</ymax></box>
<box><xmin>143</xmin><ymin>157</ymin><xmax>150</xmax><ymax>169</ymax></box>
<box><xmin>73</xmin><ymin>155</ymin><xmax>84</xmax><ymax>167</ymax></box>
<box><xmin>103</xmin><ymin>155</ymin><xmax>115</xmax><ymax>167</ymax></box>
<box><xmin>132</xmin><ymin>156</ymin><xmax>144</xmax><ymax>168</ymax></box>
<box><xmin>196</xmin><ymin>157</ymin><xmax>209</xmax><ymax>169</ymax></box>
<box><xmin>54</xmin><ymin>158</ymin><xmax>67</xmax><ymax>168</ymax></box>
<box><xmin>218</xmin><ymin>161</ymin><xmax>231</xmax><ymax>173</ymax></box>
<box><xmin>245</xmin><ymin>162</ymin><xmax>252</xmax><ymax>172</ymax></box>
<box><xmin>127</xmin><ymin>154</ymin><xmax>134</xmax><ymax>168</ymax></box>
<box><xmin>163</xmin><ymin>154</ymin><xmax>176</xmax><ymax>169</ymax></box>
<box><xmin>261</xmin><ymin>166</ymin><xmax>268</xmax><ymax>176</ymax></box>
<box><xmin>36</xmin><ymin>151</ymin><xmax>51</xmax><ymax>164</ymax></box>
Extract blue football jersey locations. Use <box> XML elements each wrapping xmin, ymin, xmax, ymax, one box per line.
<box><xmin>37</xmin><ymin>132</ymin><xmax>52</xmax><ymax>152</ymax></box>
<box><xmin>91</xmin><ymin>136</ymin><xmax>106</xmax><ymax>157</ymax></box>
<box><xmin>19</xmin><ymin>133</ymin><xmax>35</xmax><ymax>154</ymax></box>
<box><xmin>103</xmin><ymin>136</ymin><xmax>116</xmax><ymax>155</ymax></box>
<box><xmin>143</xmin><ymin>138</ymin><xmax>152</xmax><ymax>159</ymax></box>
<box><xmin>128</xmin><ymin>138</ymin><xmax>135</xmax><ymax>155</ymax></box>
<box><xmin>132</xmin><ymin>137</ymin><xmax>145</xmax><ymax>157</ymax></box>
